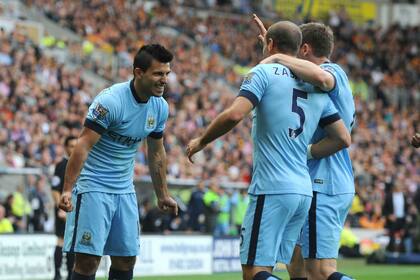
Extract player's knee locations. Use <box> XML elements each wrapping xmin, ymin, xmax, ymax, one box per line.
<box><xmin>110</xmin><ymin>256</ymin><xmax>136</xmax><ymax>271</ymax></box>
<box><xmin>74</xmin><ymin>255</ymin><xmax>100</xmax><ymax>275</ymax></box>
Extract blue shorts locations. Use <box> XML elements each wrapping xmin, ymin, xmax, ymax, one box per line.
<box><xmin>301</xmin><ymin>192</ymin><xmax>354</xmax><ymax>259</ymax></box>
<box><xmin>240</xmin><ymin>194</ymin><xmax>311</xmax><ymax>266</ymax></box>
<box><xmin>63</xmin><ymin>189</ymin><xmax>140</xmax><ymax>256</ymax></box>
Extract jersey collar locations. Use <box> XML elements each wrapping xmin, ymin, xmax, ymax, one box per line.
<box><xmin>130</xmin><ymin>79</ymin><xmax>148</xmax><ymax>104</ymax></box>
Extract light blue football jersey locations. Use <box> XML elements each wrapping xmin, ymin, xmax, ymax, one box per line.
<box><xmin>239</xmin><ymin>64</ymin><xmax>341</xmax><ymax>196</ymax></box>
<box><xmin>77</xmin><ymin>80</ymin><xmax>169</xmax><ymax>194</ymax></box>
<box><xmin>307</xmin><ymin>63</ymin><xmax>355</xmax><ymax>195</ymax></box>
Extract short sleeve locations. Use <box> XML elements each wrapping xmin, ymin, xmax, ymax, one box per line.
<box><xmin>84</xmin><ymin>90</ymin><xmax>117</xmax><ymax>134</ymax></box>
<box><xmin>319</xmin><ymin>98</ymin><xmax>341</xmax><ymax>128</ymax></box>
<box><xmin>238</xmin><ymin>65</ymin><xmax>269</xmax><ymax>108</ymax></box>
<box><xmin>149</xmin><ymin>100</ymin><xmax>169</xmax><ymax>139</ymax></box>
<box><xmin>320</xmin><ymin>63</ymin><xmax>338</xmax><ymax>94</ymax></box>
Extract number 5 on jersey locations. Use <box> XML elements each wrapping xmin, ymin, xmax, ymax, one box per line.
<box><xmin>289</xmin><ymin>88</ymin><xmax>308</xmax><ymax>139</ymax></box>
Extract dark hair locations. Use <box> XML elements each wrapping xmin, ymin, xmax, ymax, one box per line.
<box><xmin>64</xmin><ymin>136</ymin><xmax>77</xmax><ymax>147</ymax></box>
<box><xmin>133</xmin><ymin>44</ymin><xmax>173</xmax><ymax>72</ymax></box>
<box><xmin>300</xmin><ymin>22</ymin><xmax>334</xmax><ymax>58</ymax></box>
<box><xmin>266</xmin><ymin>21</ymin><xmax>302</xmax><ymax>56</ymax></box>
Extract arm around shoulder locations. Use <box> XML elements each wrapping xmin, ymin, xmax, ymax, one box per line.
<box><xmin>261</xmin><ymin>54</ymin><xmax>335</xmax><ymax>92</ymax></box>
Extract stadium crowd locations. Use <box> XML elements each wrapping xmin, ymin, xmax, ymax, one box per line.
<box><xmin>0</xmin><ymin>0</ymin><xmax>419</xmax><ymax>252</ymax></box>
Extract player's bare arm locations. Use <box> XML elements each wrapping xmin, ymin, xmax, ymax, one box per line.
<box><xmin>262</xmin><ymin>54</ymin><xmax>335</xmax><ymax>92</ymax></box>
<box><xmin>253</xmin><ymin>14</ymin><xmax>334</xmax><ymax>92</ymax></box>
<box><xmin>147</xmin><ymin>136</ymin><xmax>178</xmax><ymax>216</ymax></box>
<box><xmin>186</xmin><ymin>96</ymin><xmax>253</xmax><ymax>163</ymax></box>
<box><xmin>59</xmin><ymin>127</ymin><xmax>101</xmax><ymax>212</ymax></box>
<box><xmin>310</xmin><ymin>120</ymin><xmax>351</xmax><ymax>159</ymax></box>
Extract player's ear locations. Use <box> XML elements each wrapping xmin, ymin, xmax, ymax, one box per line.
<box><xmin>267</xmin><ymin>38</ymin><xmax>274</xmax><ymax>53</ymax></box>
<box><xmin>133</xmin><ymin>68</ymin><xmax>145</xmax><ymax>79</ymax></box>
<box><xmin>301</xmin><ymin>43</ymin><xmax>310</xmax><ymax>56</ymax></box>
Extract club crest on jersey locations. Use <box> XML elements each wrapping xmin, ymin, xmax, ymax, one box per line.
<box><xmin>146</xmin><ymin>115</ymin><xmax>156</xmax><ymax>129</ymax></box>
<box><xmin>242</xmin><ymin>72</ymin><xmax>254</xmax><ymax>85</ymax></box>
<box><xmin>92</xmin><ymin>103</ymin><xmax>108</xmax><ymax>120</ymax></box>
<box><xmin>80</xmin><ymin>231</ymin><xmax>92</xmax><ymax>246</ymax></box>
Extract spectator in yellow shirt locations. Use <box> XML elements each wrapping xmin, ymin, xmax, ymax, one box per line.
<box><xmin>0</xmin><ymin>204</ymin><xmax>14</xmax><ymax>234</ymax></box>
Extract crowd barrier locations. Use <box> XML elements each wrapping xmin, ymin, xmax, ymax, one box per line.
<box><xmin>0</xmin><ymin>234</ymin><xmax>216</xmax><ymax>279</ymax></box>
<box><xmin>0</xmin><ymin>230</ymin><xmax>385</xmax><ymax>279</ymax></box>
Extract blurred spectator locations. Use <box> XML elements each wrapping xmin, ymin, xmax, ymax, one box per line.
<box><xmin>359</xmin><ymin>206</ymin><xmax>385</xmax><ymax>230</ymax></box>
<box><xmin>141</xmin><ymin>199</ymin><xmax>164</xmax><ymax>233</ymax></box>
<box><xmin>187</xmin><ymin>181</ymin><xmax>206</xmax><ymax>232</ymax></box>
<box><xmin>404</xmin><ymin>203</ymin><xmax>418</xmax><ymax>253</ymax></box>
<box><xmin>383</xmin><ymin>184</ymin><xmax>408</xmax><ymax>252</ymax></box>
<box><xmin>347</xmin><ymin>193</ymin><xmax>364</xmax><ymax>227</ymax></box>
<box><xmin>214</xmin><ymin>187</ymin><xmax>230</xmax><ymax>237</ymax></box>
<box><xmin>231</xmin><ymin>188</ymin><xmax>249</xmax><ymax>235</ymax></box>
<box><xmin>0</xmin><ymin>204</ymin><xmax>13</xmax><ymax>234</ymax></box>
<box><xmin>339</xmin><ymin>220</ymin><xmax>362</xmax><ymax>258</ymax></box>
<box><xmin>9</xmin><ymin>187</ymin><xmax>31</xmax><ymax>232</ymax></box>
<box><xmin>28</xmin><ymin>176</ymin><xmax>51</xmax><ymax>232</ymax></box>
<box><xmin>203</xmin><ymin>179</ymin><xmax>221</xmax><ymax>234</ymax></box>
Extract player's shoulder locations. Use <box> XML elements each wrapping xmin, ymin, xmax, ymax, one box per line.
<box><xmin>321</xmin><ymin>62</ymin><xmax>347</xmax><ymax>78</ymax></box>
<box><xmin>108</xmin><ymin>80</ymin><xmax>131</xmax><ymax>98</ymax></box>
<box><xmin>248</xmin><ymin>64</ymin><xmax>273</xmax><ymax>76</ymax></box>
<box><xmin>95</xmin><ymin>81</ymin><xmax>128</xmax><ymax>107</ymax></box>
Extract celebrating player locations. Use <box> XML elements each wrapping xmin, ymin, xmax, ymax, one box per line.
<box><xmin>59</xmin><ymin>44</ymin><xmax>178</xmax><ymax>280</ymax></box>
<box><xmin>187</xmin><ymin>21</ymin><xmax>350</xmax><ymax>280</ymax></box>
<box><xmin>254</xmin><ymin>15</ymin><xmax>356</xmax><ymax>280</ymax></box>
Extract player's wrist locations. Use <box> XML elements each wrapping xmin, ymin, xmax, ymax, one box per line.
<box><xmin>307</xmin><ymin>144</ymin><xmax>313</xmax><ymax>160</ymax></box>
<box><xmin>155</xmin><ymin>188</ymin><xmax>169</xmax><ymax>200</ymax></box>
<box><xmin>198</xmin><ymin>136</ymin><xmax>207</xmax><ymax>147</ymax></box>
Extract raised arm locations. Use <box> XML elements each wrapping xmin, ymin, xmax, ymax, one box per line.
<box><xmin>309</xmin><ymin>119</ymin><xmax>351</xmax><ymax>159</ymax></box>
<box><xmin>59</xmin><ymin>127</ymin><xmax>101</xmax><ymax>211</ymax></box>
<box><xmin>147</xmin><ymin>136</ymin><xmax>178</xmax><ymax>215</ymax></box>
<box><xmin>186</xmin><ymin>96</ymin><xmax>253</xmax><ymax>163</ymax></box>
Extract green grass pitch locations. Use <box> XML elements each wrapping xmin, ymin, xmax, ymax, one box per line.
<box><xmin>100</xmin><ymin>258</ymin><xmax>420</xmax><ymax>280</ymax></box>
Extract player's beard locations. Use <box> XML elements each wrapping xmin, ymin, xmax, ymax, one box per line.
<box><xmin>152</xmin><ymin>83</ymin><xmax>165</xmax><ymax>96</ymax></box>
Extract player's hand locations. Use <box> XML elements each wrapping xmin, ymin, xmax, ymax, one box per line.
<box><xmin>158</xmin><ymin>196</ymin><xmax>178</xmax><ymax>216</ymax></box>
<box><xmin>59</xmin><ymin>191</ymin><xmax>73</xmax><ymax>212</ymax></box>
<box><xmin>58</xmin><ymin>209</ymin><xmax>67</xmax><ymax>219</ymax></box>
<box><xmin>253</xmin><ymin>14</ymin><xmax>267</xmax><ymax>44</ymax></box>
<box><xmin>186</xmin><ymin>137</ymin><xmax>206</xmax><ymax>163</ymax></box>
<box><xmin>411</xmin><ymin>133</ymin><xmax>420</xmax><ymax>148</ymax></box>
